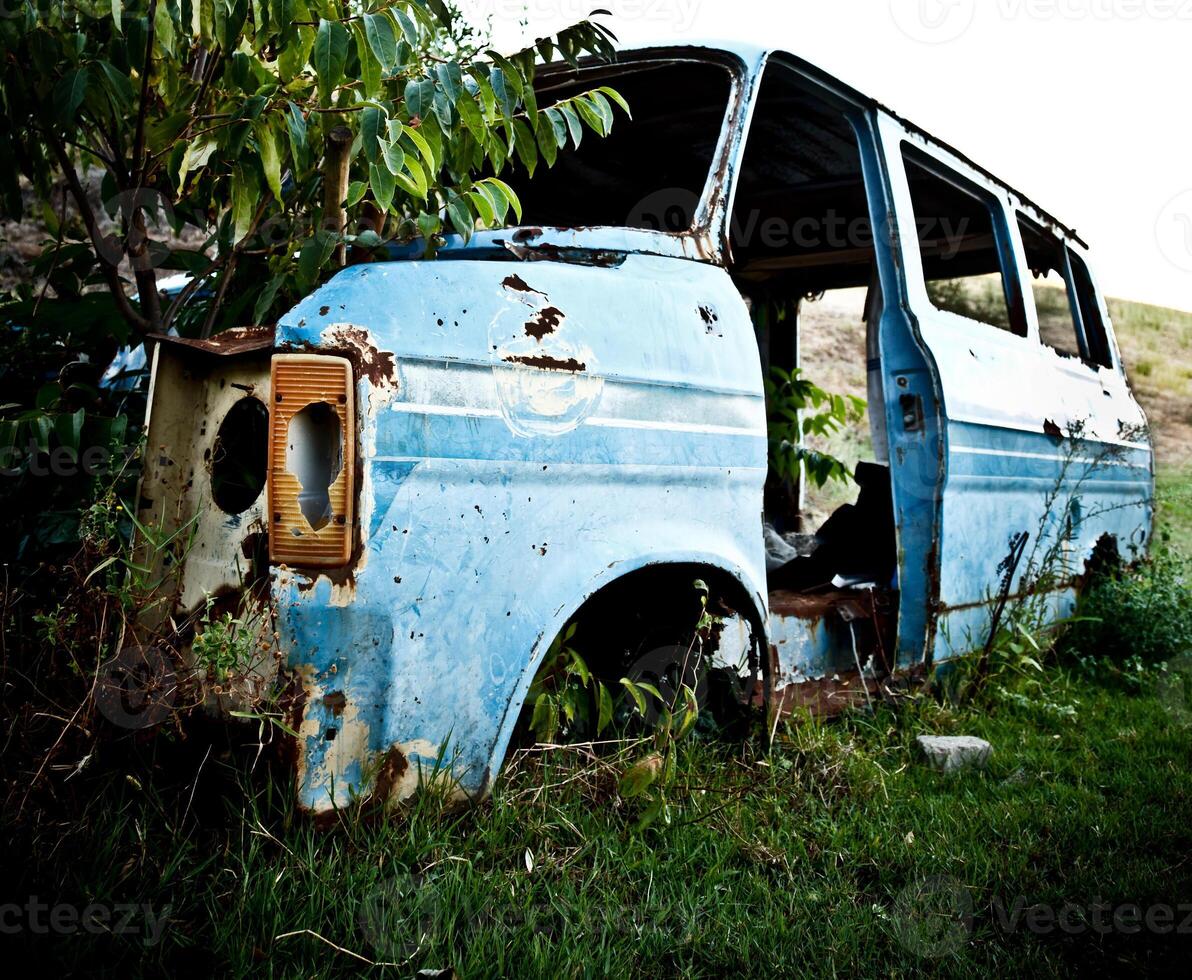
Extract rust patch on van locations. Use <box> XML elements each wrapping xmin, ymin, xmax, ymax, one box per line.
<box><xmin>501</xmin><ymin>274</ymin><xmax>546</xmax><ymax>298</ymax></box>
<box><xmin>502</xmin><ymin>353</ymin><xmax>586</xmax><ymax>373</ymax></box>
<box><xmin>310</xmin><ymin>324</ymin><xmax>396</xmax><ymax>388</ymax></box>
<box><xmin>372</xmin><ymin>745</ymin><xmax>410</xmax><ymax>803</ymax></box>
<box><xmin>525</xmin><ymin>306</ymin><xmax>565</xmax><ymax>341</ymax></box>
<box><xmin>322</xmin><ymin>690</ymin><xmax>347</xmax><ymax>716</ymax></box>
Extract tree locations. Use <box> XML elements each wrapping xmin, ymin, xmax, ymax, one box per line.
<box><xmin>0</xmin><ymin>1</ymin><xmax>628</xmax><ymax>340</ymax></box>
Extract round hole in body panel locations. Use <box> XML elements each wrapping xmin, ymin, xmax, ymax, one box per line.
<box><xmin>211</xmin><ymin>396</ymin><xmax>269</xmax><ymax>515</ymax></box>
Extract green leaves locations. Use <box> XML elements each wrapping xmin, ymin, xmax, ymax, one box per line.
<box><xmin>619</xmin><ymin>753</ymin><xmax>662</xmax><ymax>799</ymax></box>
<box><xmin>313</xmin><ymin>18</ymin><xmax>348</xmax><ymax>107</ymax></box>
<box><xmin>53</xmin><ymin>68</ymin><xmax>89</xmax><ymax>123</ymax></box>
<box><xmin>368</xmin><ymin>162</ymin><xmax>395</xmax><ymax>212</ymax></box>
<box><xmin>353</xmin><ymin>22</ymin><xmax>382</xmax><ymax>100</ymax></box>
<box><xmin>2</xmin><ymin>4</ymin><xmax>629</xmax><ymax>342</ymax></box>
<box><xmin>254</xmin><ymin>119</ymin><xmax>283</xmax><ymax>202</ymax></box>
<box><xmin>362</xmin><ymin>12</ymin><xmax>398</xmax><ymax>72</ymax></box>
<box><xmin>285</xmin><ymin>101</ymin><xmax>308</xmax><ymax>168</ymax></box>
<box><xmin>511</xmin><ymin>118</ymin><xmax>536</xmax><ymax>176</ymax></box>
<box><xmin>403</xmin><ymin>77</ymin><xmax>434</xmax><ymax>120</ymax></box>
<box><xmin>360</xmin><ymin>105</ymin><xmax>386</xmax><ymax>166</ymax></box>
<box><xmin>455</xmin><ymin>85</ymin><xmax>485</xmax><ymax>142</ymax></box>
<box><xmin>230</xmin><ymin>165</ymin><xmax>256</xmax><ymax>243</ymax></box>
<box><xmin>765</xmin><ymin>360</ymin><xmax>867</xmax><ymax>490</ymax></box>
<box><xmin>215</xmin><ymin>0</ymin><xmax>249</xmax><ymax>52</ymax></box>
<box><xmin>297</xmin><ymin>229</ymin><xmax>339</xmax><ymax>289</ymax></box>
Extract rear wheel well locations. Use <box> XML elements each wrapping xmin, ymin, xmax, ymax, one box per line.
<box><xmin>511</xmin><ymin>563</ymin><xmax>766</xmax><ymax>745</ymax></box>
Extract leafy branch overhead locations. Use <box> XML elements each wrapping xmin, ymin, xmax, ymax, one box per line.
<box><xmin>0</xmin><ymin>1</ymin><xmax>629</xmax><ymax>336</ymax></box>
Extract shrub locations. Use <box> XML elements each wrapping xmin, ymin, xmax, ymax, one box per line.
<box><xmin>1063</xmin><ymin>550</ymin><xmax>1192</xmax><ymax>667</ymax></box>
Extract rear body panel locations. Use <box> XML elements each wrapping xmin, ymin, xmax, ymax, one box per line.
<box><xmin>272</xmin><ymin>252</ymin><xmax>768</xmax><ymax>809</ymax></box>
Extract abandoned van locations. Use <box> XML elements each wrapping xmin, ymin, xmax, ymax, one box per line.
<box><xmin>137</xmin><ymin>42</ymin><xmax>1153</xmax><ymax>815</ymax></box>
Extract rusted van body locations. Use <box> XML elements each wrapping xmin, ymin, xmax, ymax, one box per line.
<box><xmin>137</xmin><ymin>42</ymin><xmax>1153</xmax><ymax>814</ymax></box>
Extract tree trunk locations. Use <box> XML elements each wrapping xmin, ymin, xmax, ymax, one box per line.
<box><xmin>322</xmin><ymin>126</ymin><xmax>353</xmax><ymax>268</ymax></box>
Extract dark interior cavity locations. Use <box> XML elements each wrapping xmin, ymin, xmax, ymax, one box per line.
<box><xmin>210</xmin><ymin>396</ymin><xmax>269</xmax><ymax>515</ymax></box>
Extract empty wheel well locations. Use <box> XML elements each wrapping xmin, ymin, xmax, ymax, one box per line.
<box><xmin>532</xmin><ymin>564</ymin><xmax>766</xmax><ymax>719</ymax></box>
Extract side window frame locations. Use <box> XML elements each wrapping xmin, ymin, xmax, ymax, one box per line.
<box><xmin>1012</xmin><ymin>209</ymin><xmax>1119</xmax><ymax>373</ymax></box>
<box><xmin>895</xmin><ymin>142</ymin><xmax>1029</xmax><ymax>340</ymax></box>
<box><xmin>1066</xmin><ymin>247</ymin><xmax>1117</xmax><ymax>372</ymax></box>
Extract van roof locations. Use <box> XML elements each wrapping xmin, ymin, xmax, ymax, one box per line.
<box><xmin>595</xmin><ymin>39</ymin><xmax>1087</xmax><ymax>249</ymax></box>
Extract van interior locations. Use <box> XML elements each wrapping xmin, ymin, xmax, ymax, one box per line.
<box><xmin>726</xmin><ymin>62</ymin><xmax>900</xmax><ymax>683</ymax></box>
<box><xmin>523</xmin><ymin>57</ymin><xmax>907</xmax><ymax>679</ymax></box>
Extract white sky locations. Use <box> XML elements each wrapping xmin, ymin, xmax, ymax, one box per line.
<box><xmin>466</xmin><ymin>0</ymin><xmax>1192</xmax><ymax>312</ymax></box>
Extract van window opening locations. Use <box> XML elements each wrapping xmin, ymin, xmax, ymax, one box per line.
<box><xmin>729</xmin><ymin>64</ymin><xmax>896</xmax><ymax>607</ymax></box>
<box><xmin>1068</xmin><ymin>250</ymin><xmax>1115</xmax><ymax>369</ymax></box>
<box><xmin>904</xmin><ymin>152</ymin><xmax>1023</xmax><ymax>336</ymax></box>
<box><xmin>1018</xmin><ymin>215</ymin><xmax>1084</xmax><ymax>360</ymax></box>
<box><xmin>517</xmin><ymin>59</ymin><xmax>734</xmax><ymax>231</ymax></box>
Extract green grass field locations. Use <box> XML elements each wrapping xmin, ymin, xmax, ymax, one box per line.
<box><xmin>6</xmin><ymin>670</ymin><xmax>1192</xmax><ymax>978</ymax></box>
<box><xmin>1157</xmin><ymin>468</ymin><xmax>1192</xmax><ymax>545</ymax></box>
<box><xmin>6</xmin><ymin>289</ymin><xmax>1190</xmax><ymax>978</ymax></box>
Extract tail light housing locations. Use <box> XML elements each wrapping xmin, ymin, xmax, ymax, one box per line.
<box><xmin>268</xmin><ymin>354</ymin><xmax>355</xmax><ymax>567</ymax></box>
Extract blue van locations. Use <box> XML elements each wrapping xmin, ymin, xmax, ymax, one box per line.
<box><xmin>137</xmin><ymin>42</ymin><xmax>1153</xmax><ymax>814</ymax></box>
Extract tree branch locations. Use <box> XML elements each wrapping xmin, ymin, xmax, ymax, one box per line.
<box><xmin>131</xmin><ymin>0</ymin><xmax>158</xmax><ymax>187</ymax></box>
<box><xmin>198</xmin><ymin>200</ymin><xmax>270</xmax><ymax>338</ymax></box>
<box><xmin>42</xmin><ymin>129</ymin><xmax>150</xmax><ymax>336</ymax></box>
<box><xmin>161</xmin><ymin>254</ymin><xmax>224</xmax><ymax>331</ymax></box>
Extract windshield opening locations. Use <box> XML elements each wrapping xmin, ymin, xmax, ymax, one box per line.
<box><xmin>513</xmin><ymin>58</ymin><xmax>735</xmax><ymax>232</ymax></box>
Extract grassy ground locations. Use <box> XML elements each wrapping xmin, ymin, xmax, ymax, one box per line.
<box><xmin>5</xmin><ymin>670</ymin><xmax>1192</xmax><ymax>978</ymax></box>
<box><xmin>5</xmin><ymin>290</ymin><xmax>1189</xmax><ymax>977</ymax></box>
<box><xmin>1157</xmin><ymin>468</ymin><xmax>1192</xmax><ymax>545</ymax></box>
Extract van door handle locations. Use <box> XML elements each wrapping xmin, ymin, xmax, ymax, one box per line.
<box><xmin>900</xmin><ymin>393</ymin><xmax>925</xmax><ymax>433</ymax></box>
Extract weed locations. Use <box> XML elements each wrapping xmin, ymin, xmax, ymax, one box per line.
<box><xmin>1063</xmin><ymin>549</ymin><xmax>1192</xmax><ymax>668</ymax></box>
<box><xmin>526</xmin><ymin>623</ymin><xmax>612</xmax><ymax>744</ymax></box>
<box><xmin>192</xmin><ymin>596</ymin><xmax>270</xmax><ymax>684</ymax></box>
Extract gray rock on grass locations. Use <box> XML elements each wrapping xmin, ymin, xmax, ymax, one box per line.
<box><xmin>915</xmin><ymin>735</ymin><xmax>993</xmax><ymax>773</ymax></box>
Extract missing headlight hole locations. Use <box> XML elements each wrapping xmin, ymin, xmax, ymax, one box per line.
<box><xmin>286</xmin><ymin>402</ymin><xmax>343</xmax><ymax>532</ymax></box>
<box><xmin>210</xmin><ymin>396</ymin><xmax>269</xmax><ymax>515</ymax></box>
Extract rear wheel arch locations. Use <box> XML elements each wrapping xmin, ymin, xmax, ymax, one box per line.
<box><xmin>480</xmin><ymin>559</ymin><xmax>767</xmax><ymax>792</ymax></box>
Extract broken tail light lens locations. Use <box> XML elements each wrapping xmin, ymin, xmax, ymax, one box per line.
<box><xmin>268</xmin><ymin>354</ymin><xmax>355</xmax><ymax>567</ymax></box>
